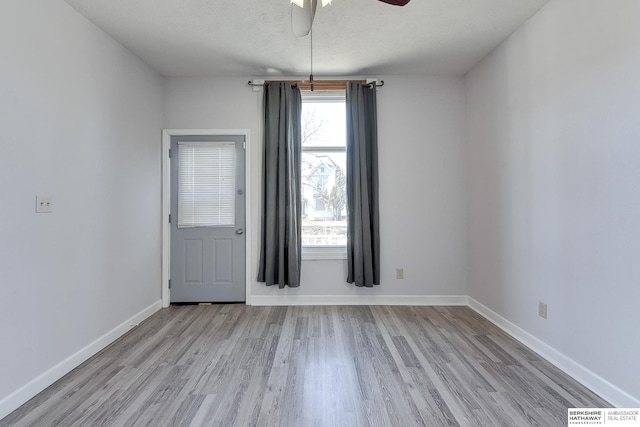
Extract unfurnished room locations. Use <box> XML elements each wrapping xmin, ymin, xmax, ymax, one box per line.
<box><xmin>1</xmin><ymin>0</ymin><xmax>639</xmax><ymax>426</ymax></box>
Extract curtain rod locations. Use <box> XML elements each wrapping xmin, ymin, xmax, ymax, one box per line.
<box><xmin>247</xmin><ymin>80</ymin><xmax>384</xmax><ymax>89</ymax></box>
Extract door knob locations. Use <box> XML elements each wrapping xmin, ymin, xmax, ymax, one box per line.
<box><xmin>235</xmin><ymin>229</ymin><xmax>244</xmax><ymax>235</ymax></box>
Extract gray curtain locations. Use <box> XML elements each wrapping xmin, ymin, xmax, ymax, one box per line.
<box><xmin>346</xmin><ymin>82</ymin><xmax>380</xmax><ymax>287</ymax></box>
<box><xmin>258</xmin><ymin>82</ymin><xmax>303</xmax><ymax>288</ymax></box>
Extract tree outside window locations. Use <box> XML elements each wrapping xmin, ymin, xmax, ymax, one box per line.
<box><xmin>301</xmin><ymin>92</ymin><xmax>346</xmax><ymax>247</ymax></box>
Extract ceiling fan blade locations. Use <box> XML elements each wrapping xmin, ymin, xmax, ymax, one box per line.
<box><xmin>378</xmin><ymin>0</ymin><xmax>411</xmax><ymax>5</ymax></box>
<box><xmin>292</xmin><ymin>0</ymin><xmax>318</xmax><ymax>37</ymax></box>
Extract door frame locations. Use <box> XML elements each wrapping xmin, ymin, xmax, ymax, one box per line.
<box><xmin>161</xmin><ymin>129</ymin><xmax>252</xmax><ymax>308</ymax></box>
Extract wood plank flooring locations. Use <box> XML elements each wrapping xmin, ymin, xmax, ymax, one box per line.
<box><xmin>1</xmin><ymin>305</ymin><xmax>610</xmax><ymax>426</ymax></box>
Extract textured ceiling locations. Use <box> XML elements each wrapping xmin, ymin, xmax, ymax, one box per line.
<box><xmin>64</xmin><ymin>0</ymin><xmax>549</xmax><ymax>77</ymax></box>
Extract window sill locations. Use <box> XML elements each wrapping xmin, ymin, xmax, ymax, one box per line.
<box><xmin>302</xmin><ymin>245</ymin><xmax>347</xmax><ymax>261</ymax></box>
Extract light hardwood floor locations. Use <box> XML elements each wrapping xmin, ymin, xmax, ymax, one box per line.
<box><xmin>1</xmin><ymin>305</ymin><xmax>609</xmax><ymax>426</ymax></box>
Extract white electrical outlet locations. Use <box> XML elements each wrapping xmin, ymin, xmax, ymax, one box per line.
<box><xmin>538</xmin><ymin>301</ymin><xmax>548</xmax><ymax>319</ymax></box>
<box><xmin>36</xmin><ymin>196</ymin><xmax>53</xmax><ymax>213</ymax></box>
<box><xmin>396</xmin><ymin>268</ymin><xmax>404</xmax><ymax>279</ymax></box>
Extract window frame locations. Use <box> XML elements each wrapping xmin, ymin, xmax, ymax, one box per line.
<box><xmin>300</xmin><ymin>90</ymin><xmax>347</xmax><ymax>261</ymax></box>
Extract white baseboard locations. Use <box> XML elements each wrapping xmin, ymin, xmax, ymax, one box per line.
<box><xmin>467</xmin><ymin>297</ymin><xmax>640</xmax><ymax>408</ymax></box>
<box><xmin>0</xmin><ymin>300</ymin><xmax>163</xmax><ymax>420</ymax></box>
<box><xmin>250</xmin><ymin>294</ymin><xmax>469</xmax><ymax>306</ymax></box>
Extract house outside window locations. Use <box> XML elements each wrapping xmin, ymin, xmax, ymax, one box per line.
<box><xmin>301</xmin><ymin>90</ymin><xmax>347</xmax><ymax>259</ymax></box>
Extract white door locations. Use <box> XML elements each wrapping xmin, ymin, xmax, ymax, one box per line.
<box><xmin>170</xmin><ymin>135</ymin><xmax>245</xmax><ymax>302</ymax></box>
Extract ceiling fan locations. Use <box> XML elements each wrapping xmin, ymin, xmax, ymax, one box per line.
<box><xmin>291</xmin><ymin>0</ymin><xmax>411</xmax><ymax>37</ymax></box>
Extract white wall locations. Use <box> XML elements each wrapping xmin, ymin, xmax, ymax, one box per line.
<box><xmin>163</xmin><ymin>75</ymin><xmax>468</xmax><ymax>303</ymax></box>
<box><xmin>466</xmin><ymin>0</ymin><xmax>640</xmax><ymax>405</ymax></box>
<box><xmin>0</xmin><ymin>0</ymin><xmax>164</xmax><ymax>417</ymax></box>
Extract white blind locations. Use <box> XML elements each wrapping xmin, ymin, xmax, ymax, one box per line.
<box><xmin>178</xmin><ymin>141</ymin><xmax>236</xmax><ymax>228</ymax></box>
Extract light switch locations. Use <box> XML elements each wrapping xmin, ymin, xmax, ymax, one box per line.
<box><xmin>36</xmin><ymin>196</ymin><xmax>53</xmax><ymax>213</ymax></box>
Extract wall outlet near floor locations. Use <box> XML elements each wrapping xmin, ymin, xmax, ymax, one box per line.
<box><xmin>396</xmin><ymin>268</ymin><xmax>404</xmax><ymax>279</ymax></box>
<box><xmin>538</xmin><ymin>301</ymin><xmax>548</xmax><ymax>319</ymax></box>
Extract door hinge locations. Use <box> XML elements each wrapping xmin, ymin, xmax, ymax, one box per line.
<box><xmin>243</xmin><ymin>142</ymin><xmax>246</xmax><ymax>149</ymax></box>
<box><xmin>169</xmin><ymin>214</ymin><xmax>172</xmax><ymax>223</ymax></box>
<box><xmin>168</xmin><ymin>148</ymin><xmax>172</xmax><ymax>158</ymax></box>
<box><xmin>168</xmin><ymin>279</ymin><xmax>171</xmax><ymax>289</ymax></box>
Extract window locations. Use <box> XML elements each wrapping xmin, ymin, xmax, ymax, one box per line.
<box><xmin>301</xmin><ymin>91</ymin><xmax>347</xmax><ymax>259</ymax></box>
<box><xmin>177</xmin><ymin>141</ymin><xmax>236</xmax><ymax>228</ymax></box>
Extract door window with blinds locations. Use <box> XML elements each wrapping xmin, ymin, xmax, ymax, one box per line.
<box><xmin>177</xmin><ymin>141</ymin><xmax>236</xmax><ymax>228</ymax></box>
